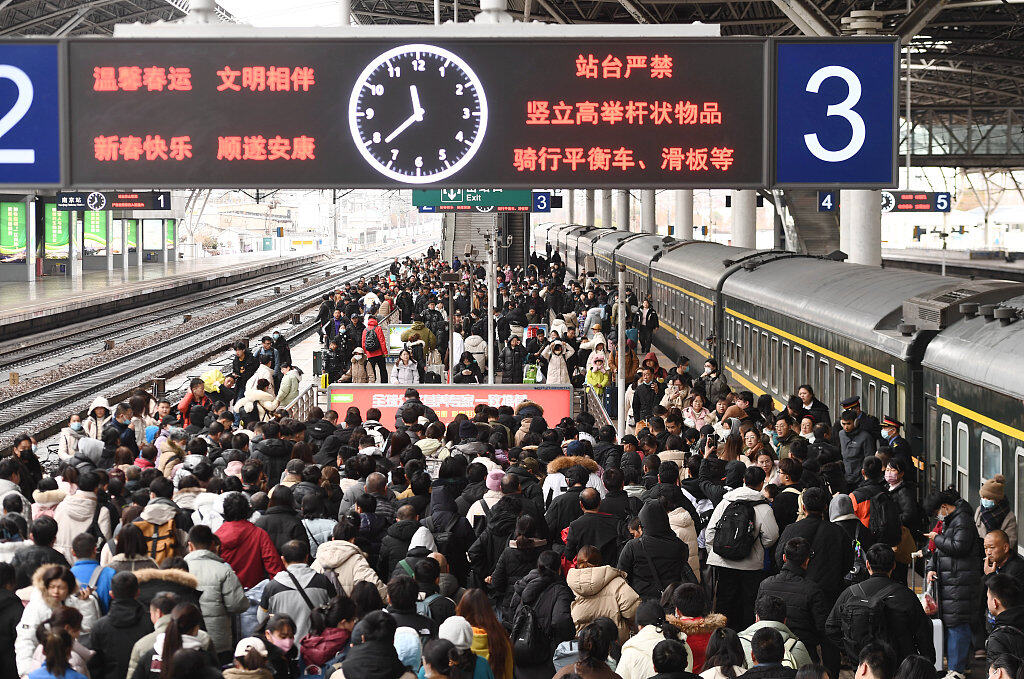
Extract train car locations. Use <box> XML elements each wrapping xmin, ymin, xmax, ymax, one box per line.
<box><xmin>921</xmin><ymin>291</ymin><xmax>1024</xmax><ymax>512</ymax></box>
<box><xmin>562</xmin><ymin>226</ymin><xmax>610</xmax><ymax>279</ymax></box>
<box><xmin>613</xmin><ymin>234</ymin><xmax>676</xmax><ymax>303</ymax></box>
<box><xmin>721</xmin><ymin>258</ymin><xmax>957</xmax><ymax>450</ymax></box>
<box><xmin>575</xmin><ymin>228</ymin><xmax>616</xmax><ymax>275</ymax></box>
<box><xmin>651</xmin><ymin>241</ymin><xmax>757</xmax><ymax>369</ymax></box>
<box><xmin>592</xmin><ymin>231</ymin><xmax>642</xmax><ymax>283</ymax></box>
<box><xmin>531</xmin><ymin>221</ymin><xmax>556</xmax><ymax>257</ymax></box>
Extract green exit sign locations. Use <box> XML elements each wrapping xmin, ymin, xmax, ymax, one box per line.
<box><xmin>413</xmin><ymin>189</ymin><xmax>534</xmax><ymax>208</ymax></box>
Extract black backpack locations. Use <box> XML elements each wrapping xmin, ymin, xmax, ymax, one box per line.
<box><xmin>511</xmin><ymin>583</ymin><xmax>555</xmax><ymax>664</ymax></box>
<box><xmin>866</xmin><ymin>490</ymin><xmax>901</xmax><ymax>547</ymax></box>
<box><xmin>839</xmin><ymin>582</ymin><xmax>900</xmax><ymax>658</ymax></box>
<box><xmin>712</xmin><ymin>499</ymin><xmax>765</xmax><ymax>561</ymax></box>
<box><xmin>427</xmin><ymin>515</ymin><xmax>460</xmax><ymax>554</ymax></box>
<box><xmin>364</xmin><ymin>328</ymin><xmax>381</xmax><ymax>353</ymax></box>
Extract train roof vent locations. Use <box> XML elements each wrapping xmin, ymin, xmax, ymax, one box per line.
<box><xmin>903</xmin><ymin>280</ymin><xmax>1024</xmax><ymax>331</ymax></box>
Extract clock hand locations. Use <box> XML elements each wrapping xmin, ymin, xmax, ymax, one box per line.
<box><xmin>384</xmin><ymin>112</ymin><xmax>419</xmax><ymax>144</ymax></box>
<box><xmin>410</xmin><ymin>85</ymin><xmax>424</xmax><ymax>120</ymax></box>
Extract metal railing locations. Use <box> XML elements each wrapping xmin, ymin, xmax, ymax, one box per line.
<box><xmin>286</xmin><ymin>382</ymin><xmax>322</xmax><ymax>420</ymax></box>
<box><xmin>582</xmin><ymin>385</ymin><xmax>613</xmax><ymax>429</ymax></box>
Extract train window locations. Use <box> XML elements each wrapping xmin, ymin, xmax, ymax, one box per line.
<box><xmin>867</xmin><ymin>382</ymin><xmax>877</xmax><ymax>414</ymax></box>
<box><xmin>940</xmin><ymin>415</ymin><xmax>953</xmax><ymax>489</ymax></box>
<box><xmin>781</xmin><ymin>341</ymin><xmax>791</xmax><ymax>394</ymax></box>
<box><xmin>1017</xmin><ymin>448</ymin><xmax>1024</xmax><ymax>553</ymax></box>
<box><xmin>850</xmin><ymin>374</ymin><xmax>862</xmax><ymax>402</ymax></box>
<box><xmin>805</xmin><ymin>353</ymin><xmax>815</xmax><ymax>391</ymax></box>
<box><xmin>760</xmin><ymin>333</ymin><xmax>769</xmax><ymax>387</ymax></box>
<box><xmin>743</xmin><ymin>324</ymin><xmax>750</xmax><ymax>371</ymax></box>
<box><xmin>771</xmin><ymin>338</ymin><xmax>779</xmax><ymax>392</ymax></box>
<box><xmin>818</xmin><ymin>359</ymin><xmax>830</xmax><ymax>409</ymax></box>
<box><xmin>881</xmin><ymin>387</ymin><xmax>890</xmax><ymax>417</ymax></box>
<box><xmin>834</xmin><ymin>366</ymin><xmax>845</xmax><ymax>408</ymax></box>
<box><xmin>897</xmin><ymin>386</ymin><xmax>907</xmax><ymax>428</ymax></box>
<box><xmin>956</xmin><ymin>422</ymin><xmax>970</xmax><ymax>496</ymax></box>
<box><xmin>981</xmin><ymin>433</ymin><xmax>1002</xmax><ymax>480</ymax></box>
<box><xmin>793</xmin><ymin>347</ymin><xmax>802</xmax><ymax>389</ymax></box>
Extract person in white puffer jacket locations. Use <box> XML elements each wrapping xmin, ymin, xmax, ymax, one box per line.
<box><xmin>15</xmin><ymin>564</ymin><xmax>98</xmax><ymax>677</ymax></box>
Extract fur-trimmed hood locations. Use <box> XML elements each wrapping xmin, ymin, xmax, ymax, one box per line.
<box><xmin>515</xmin><ymin>399</ymin><xmax>542</xmax><ymax>415</ymax></box>
<box><xmin>547</xmin><ymin>455</ymin><xmax>601</xmax><ymax>475</ymax></box>
<box><xmin>132</xmin><ymin>567</ymin><xmax>198</xmax><ymax>588</ymax></box>
<box><xmin>668</xmin><ymin>613</ymin><xmax>728</xmax><ymax>635</ymax></box>
<box><xmin>32</xmin><ymin>489</ymin><xmax>66</xmax><ymax>506</ymax></box>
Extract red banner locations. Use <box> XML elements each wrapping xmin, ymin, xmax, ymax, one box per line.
<box><xmin>328</xmin><ymin>384</ymin><xmax>572</xmax><ymax>424</ymax></box>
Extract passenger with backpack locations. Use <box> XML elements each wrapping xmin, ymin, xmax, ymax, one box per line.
<box><xmin>361</xmin><ymin>317</ymin><xmax>389</xmax><ymax>383</ymax></box>
<box><xmin>849</xmin><ymin>457</ymin><xmax>902</xmax><ymax>549</ymax></box>
<box><xmin>924</xmin><ymin>487</ymin><xmax>982</xmax><ymax>679</ymax></box>
<box><xmin>705</xmin><ymin>465</ymin><xmax>780</xmax><ymax>630</ymax></box>
<box><xmin>736</xmin><ymin>595</ymin><xmax>813</xmax><ymax>670</ymax></box>
<box><xmin>825</xmin><ymin>543</ymin><xmax>934</xmax><ymax>664</ymax></box>
<box><xmin>509</xmin><ymin>550</ymin><xmax>575</xmax><ymax>679</ymax></box>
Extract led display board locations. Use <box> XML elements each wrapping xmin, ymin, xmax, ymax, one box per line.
<box><xmin>67</xmin><ymin>38</ymin><xmax>767</xmax><ymax>188</ymax></box>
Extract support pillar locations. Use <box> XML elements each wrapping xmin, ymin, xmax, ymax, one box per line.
<box><xmin>25</xmin><ymin>196</ymin><xmax>36</xmax><ymax>282</ymax></box>
<box><xmin>600</xmin><ymin>189</ymin><xmax>612</xmax><ymax>228</ymax></box>
<box><xmin>170</xmin><ymin>220</ymin><xmax>178</xmax><ymax>263</ymax></box>
<box><xmin>675</xmin><ymin>189</ymin><xmax>693</xmax><ymax>241</ymax></box>
<box><xmin>730</xmin><ymin>189</ymin><xmax>757</xmax><ymax>249</ymax></box>
<box><xmin>69</xmin><ymin>211</ymin><xmax>79</xmax><ymax>282</ymax></box>
<box><xmin>566</xmin><ymin>189</ymin><xmax>575</xmax><ymax>225</ymax></box>
<box><xmin>121</xmin><ymin>219</ymin><xmax>128</xmax><ymax>276</ymax></box>
<box><xmin>839</xmin><ymin>190</ymin><xmax>852</xmax><ymax>256</ymax></box>
<box><xmin>847</xmin><ymin>190</ymin><xmax>881</xmax><ymax>266</ymax></box>
<box><xmin>159</xmin><ymin>219</ymin><xmax>167</xmax><ymax>264</ymax></box>
<box><xmin>136</xmin><ymin>220</ymin><xmax>143</xmax><ymax>268</ymax></box>
<box><xmin>584</xmin><ymin>189</ymin><xmax>595</xmax><ymax>227</ymax></box>
<box><xmin>640</xmin><ymin>189</ymin><xmax>656</xmax><ymax>234</ymax></box>
<box><xmin>615</xmin><ymin>189</ymin><xmax>630</xmax><ymax>231</ymax></box>
<box><xmin>105</xmin><ymin>211</ymin><xmax>113</xmax><ymax>271</ymax></box>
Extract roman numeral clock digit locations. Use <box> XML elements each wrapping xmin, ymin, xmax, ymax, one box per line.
<box><xmin>348</xmin><ymin>44</ymin><xmax>488</xmax><ymax>184</ymax></box>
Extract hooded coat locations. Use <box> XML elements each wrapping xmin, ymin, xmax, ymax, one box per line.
<box><xmin>617</xmin><ymin>503</ymin><xmax>691</xmax><ymax>599</ymax></box>
<box><xmin>668</xmin><ymin>613</ymin><xmax>728</xmax><ymax>670</ymax></box>
<box><xmin>83</xmin><ymin>396</ymin><xmax>112</xmax><ymax>439</ymax></box>
<box><xmin>53</xmin><ymin>490</ymin><xmax>114</xmax><ymax>561</ymax></box>
<box><xmin>668</xmin><ymin>507</ymin><xmax>702</xmax><ymax>583</ymax></box>
<box><xmin>183</xmin><ymin>548</ymin><xmax>249</xmax><ymax>653</ymax></box>
<box><xmin>135</xmin><ymin>567</ymin><xmax>202</xmax><ymax>610</ymax></box>
<box><xmin>156</xmin><ymin>438</ymin><xmax>185</xmax><ymax>478</ymax></box>
<box><xmin>425</xmin><ymin>486</ymin><xmax>475</xmax><ymax>583</ymax></box>
<box><xmin>705</xmin><ymin>485</ymin><xmax>780</xmax><ymax>571</ymax></box>
<box><xmin>251</xmin><ymin>436</ymin><xmax>293</xmax><ymax>485</ymax></box>
<box><xmin>311</xmin><ymin>539</ymin><xmax>388</xmax><ymax>600</ymax></box>
<box><xmin>378</xmin><ymin>519</ymin><xmax>423</xmax><ymax>578</ymax></box>
<box><xmin>71</xmin><ymin>437</ymin><xmax>104</xmax><ymax>475</ymax></box>
<box><xmin>542</xmin><ymin>341</ymin><xmax>575</xmax><ymax>384</ymax></box>
<box><xmin>87</xmin><ymin>596</ymin><xmax>154</xmax><ymax>679</ymax></box>
<box><xmin>362</xmin><ymin>318</ymin><xmax>388</xmax><ymax>358</ymax></box>
<box><xmin>566</xmin><ymin>564</ymin><xmax>641</xmax><ymax>644</ymax></box>
<box><xmin>465</xmin><ymin>334</ymin><xmax>488</xmax><ymax>370</ymax></box>
<box><xmin>15</xmin><ymin>565</ymin><xmax>99</xmax><ymax>676</ymax></box>
<box><xmin>928</xmin><ymin>500</ymin><xmax>984</xmax><ymax>626</ymax></box>
<box><xmin>255</xmin><ymin>504</ymin><xmax>307</xmax><ymax>554</ymax></box>
<box><xmin>490</xmin><ymin>537</ymin><xmax>549</xmax><ymax>618</ymax></box>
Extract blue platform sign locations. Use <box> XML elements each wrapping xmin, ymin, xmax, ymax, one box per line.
<box><xmin>774</xmin><ymin>39</ymin><xmax>897</xmax><ymax>187</ymax></box>
<box><xmin>0</xmin><ymin>43</ymin><xmax>61</xmax><ymax>186</ymax></box>
<box><xmin>817</xmin><ymin>191</ymin><xmax>837</xmax><ymax>212</ymax></box>
<box><xmin>532</xmin><ymin>192</ymin><xmax>552</xmax><ymax>213</ymax></box>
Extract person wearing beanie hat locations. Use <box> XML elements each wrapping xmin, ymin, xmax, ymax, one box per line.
<box><xmin>466</xmin><ymin>470</ymin><xmax>505</xmax><ymax>530</ymax></box>
<box><xmin>438</xmin><ymin>615</ymin><xmax>474</xmax><ymax>650</ymax></box>
<box><xmin>394</xmin><ymin>626</ymin><xmax>423</xmax><ymax>673</ymax></box>
<box><xmin>977</xmin><ymin>474</ymin><xmax>1018</xmax><ymax>550</ymax></box>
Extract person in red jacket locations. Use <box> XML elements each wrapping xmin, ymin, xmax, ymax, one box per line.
<box><xmin>362</xmin><ymin>317</ymin><xmax>389</xmax><ymax>383</ymax></box>
<box><xmin>176</xmin><ymin>378</ymin><xmax>213</xmax><ymax>427</ymax></box>
<box><xmin>215</xmin><ymin>492</ymin><xmax>284</xmax><ymax>589</ymax></box>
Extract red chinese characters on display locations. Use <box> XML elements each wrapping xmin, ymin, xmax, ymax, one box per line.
<box><xmin>216</xmin><ymin>135</ymin><xmax>316</xmax><ymax>161</ymax></box>
<box><xmin>575</xmin><ymin>54</ymin><xmax>672</xmax><ymax>79</ymax></box>
<box><xmin>524</xmin><ymin>100</ymin><xmax>722</xmax><ymax>126</ymax></box>
<box><xmin>660</xmin><ymin>146</ymin><xmax>734</xmax><ymax>172</ymax></box>
<box><xmin>218</xmin><ymin>66</ymin><xmax>316</xmax><ymax>92</ymax></box>
<box><xmin>514</xmin><ymin>146</ymin><xmax>656</xmax><ymax>172</ymax></box>
<box><xmin>93</xmin><ymin>66</ymin><xmax>192</xmax><ymax>91</ymax></box>
<box><xmin>93</xmin><ymin>135</ymin><xmax>193</xmax><ymax>162</ymax></box>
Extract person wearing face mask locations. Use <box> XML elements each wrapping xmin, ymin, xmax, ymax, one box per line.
<box><xmin>975</xmin><ymin>474</ymin><xmax>1018</xmax><ymax>551</ymax></box>
<box><xmin>924</xmin><ymin>488</ymin><xmax>982</xmax><ymax>679</ymax></box>
<box><xmin>264</xmin><ymin>614</ymin><xmax>300</xmax><ymax>679</ymax></box>
<box><xmin>58</xmin><ymin>415</ymin><xmax>87</xmax><ymax>461</ymax></box>
<box><xmin>879</xmin><ymin>417</ymin><xmax>915</xmax><ymax>486</ymax></box>
<box><xmin>883</xmin><ymin>459</ymin><xmax>923</xmax><ymax>540</ymax></box>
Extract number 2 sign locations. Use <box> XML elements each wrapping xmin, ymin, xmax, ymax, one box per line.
<box><xmin>0</xmin><ymin>43</ymin><xmax>62</xmax><ymax>186</ymax></box>
<box><xmin>774</xmin><ymin>38</ymin><xmax>897</xmax><ymax>187</ymax></box>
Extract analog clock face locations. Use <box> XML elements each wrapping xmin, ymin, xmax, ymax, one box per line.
<box><xmin>880</xmin><ymin>191</ymin><xmax>896</xmax><ymax>213</ymax></box>
<box><xmin>349</xmin><ymin>44</ymin><xmax>488</xmax><ymax>184</ymax></box>
<box><xmin>87</xmin><ymin>191</ymin><xmax>106</xmax><ymax>211</ymax></box>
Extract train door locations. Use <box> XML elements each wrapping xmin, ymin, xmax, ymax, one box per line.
<box><xmin>1017</xmin><ymin>446</ymin><xmax>1024</xmax><ymax>554</ymax></box>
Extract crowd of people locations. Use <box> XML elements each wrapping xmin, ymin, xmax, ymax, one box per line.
<box><xmin>2</xmin><ymin>247</ymin><xmax>1021</xmax><ymax>679</ymax></box>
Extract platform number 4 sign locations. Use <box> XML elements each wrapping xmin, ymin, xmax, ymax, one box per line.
<box><xmin>774</xmin><ymin>39</ymin><xmax>898</xmax><ymax>188</ymax></box>
<box><xmin>0</xmin><ymin>44</ymin><xmax>61</xmax><ymax>186</ymax></box>
<box><xmin>818</xmin><ymin>191</ymin><xmax>837</xmax><ymax>212</ymax></box>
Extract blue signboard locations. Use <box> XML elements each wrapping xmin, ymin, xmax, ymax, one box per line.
<box><xmin>532</xmin><ymin>192</ymin><xmax>552</xmax><ymax>213</ymax></box>
<box><xmin>818</xmin><ymin>191</ymin><xmax>837</xmax><ymax>212</ymax></box>
<box><xmin>775</xmin><ymin>39</ymin><xmax>897</xmax><ymax>187</ymax></box>
<box><xmin>0</xmin><ymin>43</ymin><xmax>61</xmax><ymax>185</ymax></box>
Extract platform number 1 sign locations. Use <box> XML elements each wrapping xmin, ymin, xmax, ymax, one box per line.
<box><xmin>0</xmin><ymin>43</ymin><xmax>61</xmax><ymax>186</ymax></box>
<box><xmin>774</xmin><ymin>39</ymin><xmax>897</xmax><ymax>187</ymax></box>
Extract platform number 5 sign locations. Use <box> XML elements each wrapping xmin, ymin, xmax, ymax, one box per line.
<box><xmin>0</xmin><ymin>43</ymin><xmax>62</xmax><ymax>186</ymax></box>
<box><xmin>774</xmin><ymin>39</ymin><xmax>897</xmax><ymax>188</ymax></box>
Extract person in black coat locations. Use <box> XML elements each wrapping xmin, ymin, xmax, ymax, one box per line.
<box><xmin>469</xmin><ymin>494</ymin><xmax>523</xmax><ymax>587</ymax></box>
<box><xmin>486</xmin><ymin>515</ymin><xmax>549</xmax><ymax>620</ymax></box>
<box><xmin>231</xmin><ymin>341</ymin><xmax>259</xmax><ymax>398</ymax></box>
<box><xmin>796</xmin><ymin>385</ymin><xmax>831</xmax><ymax>429</ymax></box>
<box><xmin>772</xmin><ymin>458</ymin><xmax>803</xmax><ymax>532</ymax></box>
<box><xmin>617</xmin><ymin>501</ymin><xmax>689</xmax><ymax>600</ymax></box>
<box><xmin>599</xmin><ymin>468</ymin><xmax>642</xmax><ymax>523</ymax></box>
<box><xmin>378</xmin><ymin>506</ymin><xmax>424</xmax><ymax>579</ymax></box>
<box><xmin>452</xmin><ymin>353</ymin><xmax>484</xmax><ymax>384</ymax></box>
<box><xmin>564</xmin><ymin>488</ymin><xmax>624</xmax><ymax>570</ymax></box>
<box><xmin>498</xmin><ymin>336</ymin><xmax>528</xmax><ymax>384</ymax></box>
<box><xmin>254</xmin><ymin>485</ymin><xmax>307</xmax><ymax>553</ymax></box>
<box><xmin>775</xmin><ymin>487</ymin><xmax>852</xmax><ymax>606</ymax></box>
<box><xmin>985</xmin><ymin>573</ymin><xmax>1024</xmax><ymax>660</ymax></box>
<box><xmin>11</xmin><ymin>517</ymin><xmax>69</xmax><ymax>588</ymax></box>
<box><xmin>87</xmin><ymin>571</ymin><xmax>155</xmax><ymax>679</ymax></box>
<box><xmin>0</xmin><ymin>563</ymin><xmax>23</xmax><ymax>679</ymax></box>
<box><xmin>925</xmin><ymin>489</ymin><xmax>982</xmax><ymax>677</ymax></box>
<box><xmin>543</xmin><ymin>468</ymin><xmax>587</xmax><ymax>550</ymax></box>
<box><xmin>510</xmin><ymin>553</ymin><xmax>579</xmax><ymax>679</ymax></box>
<box><xmin>885</xmin><ymin>458</ymin><xmax>923</xmax><ymax>538</ymax></box>
<box><xmin>385</xmin><ymin>575</ymin><xmax>438</xmax><ymax>643</ymax></box>
<box><xmin>250</xmin><ymin>422</ymin><xmax>293</xmax><ymax>485</ymax></box>
<box><xmin>758</xmin><ymin>536</ymin><xmax>836</xmax><ymax>675</ymax></box>
<box><xmin>424</xmin><ymin>486</ymin><xmax>475</xmax><ymax>586</ymax></box>
<box><xmin>635</xmin><ymin>299</ymin><xmax>659</xmax><ymax>354</ymax></box>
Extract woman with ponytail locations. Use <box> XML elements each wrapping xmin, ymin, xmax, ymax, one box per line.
<box><xmin>553</xmin><ymin>622</ymin><xmax>619</xmax><ymax>679</ymax></box>
<box><xmin>28</xmin><ymin>627</ymin><xmax>87</xmax><ymax>679</ymax></box>
<box><xmin>618</xmin><ymin>600</ymin><xmax>693</xmax><ymax>679</ymax></box>
<box><xmin>28</xmin><ymin>606</ymin><xmax>93</xmax><ymax>678</ymax></box>
<box><xmin>421</xmin><ymin>638</ymin><xmax>478</xmax><ymax>679</ymax></box>
<box><xmin>132</xmin><ymin>603</ymin><xmax>216</xmax><ymax>679</ymax></box>
<box><xmin>300</xmin><ymin>596</ymin><xmax>358</xmax><ymax>669</ymax></box>
<box><xmin>223</xmin><ymin>637</ymin><xmax>274</xmax><ymax>679</ymax></box>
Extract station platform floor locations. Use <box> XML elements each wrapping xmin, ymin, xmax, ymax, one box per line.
<box><xmin>0</xmin><ymin>252</ymin><xmax>325</xmax><ymax>337</ymax></box>
<box><xmin>882</xmin><ymin>247</ymin><xmax>1024</xmax><ymax>282</ymax></box>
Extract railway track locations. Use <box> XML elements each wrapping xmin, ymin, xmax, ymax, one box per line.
<box><xmin>0</xmin><ymin>244</ymin><xmax>424</xmax><ymax>448</ymax></box>
<box><xmin>0</xmin><ymin>255</ymin><xmax>356</xmax><ymax>372</ymax></box>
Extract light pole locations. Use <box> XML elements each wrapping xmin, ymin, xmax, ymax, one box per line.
<box><xmin>617</xmin><ymin>264</ymin><xmax>626</xmax><ymax>439</ymax></box>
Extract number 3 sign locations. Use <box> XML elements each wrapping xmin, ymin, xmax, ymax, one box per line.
<box><xmin>0</xmin><ymin>43</ymin><xmax>62</xmax><ymax>186</ymax></box>
<box><xmin>774</xmin><ymin>39</ymin><xmax>898</xmax><ymax>187</ymax></box>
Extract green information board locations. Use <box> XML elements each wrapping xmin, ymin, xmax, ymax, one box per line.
<box><xmin>166</xmin><ymin>219</ymin><xmax>175</xmax><ymax>248</ymax></box>
<box><xmin>263</xmin><ymin>237</ymin><xmax>273</xmax><ymax>251</ymax></box>
<box><xmin>83</xmin><ymin>212</ymin><xmax>106</xmax><ymax>253</ymax></box>
<box><xmin>412</xmin><ymin>189</ymin><xmax>534</xmax><ymax>208</ymax></box>
<box><xmin>126</xmin><ymin>219</ymin><xmax>138</xmax><ymax>249</ymax></box>
<box><xmin>44</xmin><ymin>204</ymin><xmax>70</xmax><ymax>258</ymax></box>
<box><xmin>0</xmin><ymin>202</ymin><xmax>26</xmax><ymax>258</ymax></box>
